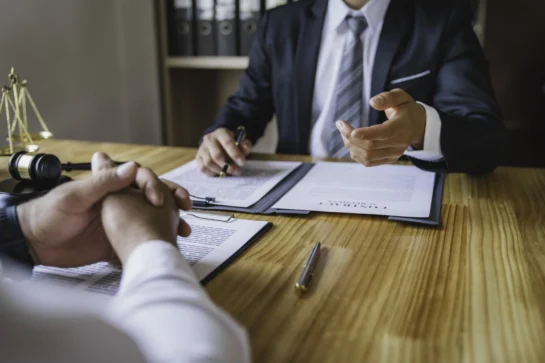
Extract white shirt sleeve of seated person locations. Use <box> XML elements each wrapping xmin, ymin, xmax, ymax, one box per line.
<box><xmin>403</xmin><ymin>102</ymin><xmax>444</xmax><ymax>162</ymax></box>
<box><xmin>105</xmin><ymin>240</ymin><xmax>251</xmax><ymax>363</ymax></box>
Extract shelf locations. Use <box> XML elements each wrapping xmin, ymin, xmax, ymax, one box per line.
<box><xmin>165</xmin><ymin>56</ymin><xmax>249</xmax><ymax>70</ymax></box>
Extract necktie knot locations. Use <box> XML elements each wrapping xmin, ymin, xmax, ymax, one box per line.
<box><xmin>346</xmin><ymin>15</ymin><xmax>368</xmax><ymax>36</ymax></box>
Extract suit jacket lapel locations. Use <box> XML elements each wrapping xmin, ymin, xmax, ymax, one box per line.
<box><xmin>369</xmin><ymin>0</ymin><xmax>410</xmax><ymax>125</ymax></box>
<box><xmin>293</xmin><ymin>0</ymin><xmax>328</xmax><ymax>154</ymax></box>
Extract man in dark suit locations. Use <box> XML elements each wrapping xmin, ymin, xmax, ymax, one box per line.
<box><xmin>196</xmin><ymin>0</ymin><xmax>504</xmax><ymax>175</ymax></box>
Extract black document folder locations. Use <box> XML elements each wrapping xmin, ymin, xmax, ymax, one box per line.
<box><xmin>168</xmin><ymin>0</ymin><xmax>195</xmax><ymax>55</ymax></box>
<box><xmin>200</xmin><ymin>220</ymin><xmax>272</xmax><ymax>285</ymax></box>
<box><xmin>238</xmin><ymin>0</ymin><xmax>260</xmax><ymax>55</ymax></box>
<box><xmin>215</xmin><ymin>0</ymin><xmax>237</xmax><ymax>55</ymax></box>
<box><xmin>195</xmin><ymin>0</ymin><xmax>216</xmax><ymax>55</ymax></box>
<box><xmin>192</xmin><ymin>163</ymin><xmax>446</xmax><ymax>226</ymax></box>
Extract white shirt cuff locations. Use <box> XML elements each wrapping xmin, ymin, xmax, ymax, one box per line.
<box><xmin>404</xmin><ymin>102</ymin><xmax>444</xmax><ymax>162</ymax></box>
<box><xmin>117</xmin><ymin>240</ymin><xmax>199</xmax><ymax>295</ymax></box>
<box><xmin>106</xmin><ymin>240</ymin><xmax>251</xmax><ymax>363</ymax></box>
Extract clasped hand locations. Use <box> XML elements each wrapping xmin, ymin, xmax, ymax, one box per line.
<box><xmin>17</xmin><ymin>152</ymin><xmax>192</xmax><ymax>267</ymax></box>
<box><xmin>337</xmin><ymin>88</ymin><xmax>427</xmax><ymax>167</ymax></box>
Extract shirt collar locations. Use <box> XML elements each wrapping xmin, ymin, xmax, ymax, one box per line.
<box><xmin>328</xmin><ymin>0</ymin><xmax>392</xmax><ymax>33</ymax></box>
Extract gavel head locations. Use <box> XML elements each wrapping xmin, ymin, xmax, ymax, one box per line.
<box><xmin>8</xmin><ymin>151</ymin><xmax>62</xmax><ymax>182</ymax></box>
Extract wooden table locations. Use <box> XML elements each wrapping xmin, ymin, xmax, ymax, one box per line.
<box><xmin>2</xmin><ymin>139</ymin><xmax>545</xmax><ymax>362</ymax></box>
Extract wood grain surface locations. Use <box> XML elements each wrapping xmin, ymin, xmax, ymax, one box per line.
<box><xmin>1</xmin><ymin>139</ymin><xmax>545</xmax><ymax>363</ymax></box>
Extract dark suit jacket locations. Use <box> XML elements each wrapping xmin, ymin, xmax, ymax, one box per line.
<box><xmin>205</xmin><ymin>0</ymin><xmax>505</xmax><ymax>173</ymax></box>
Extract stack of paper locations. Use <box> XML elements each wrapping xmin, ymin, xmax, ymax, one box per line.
<box><xmin>28</xmin><ymin>215</ymin><xmax>271</xmax><ymax>296</ymax></box>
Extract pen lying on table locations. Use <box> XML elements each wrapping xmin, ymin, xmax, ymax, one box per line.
<box><xmin>295</xmin><ymin>242</ymin><xmax>321</xmax><ymax>295</ymax></box>
<box><xmin>62</xmin><ymin>161</ymin><xmax>136</xmax><ymax>171</ymax></box>
<box><xmin>219</xmin><ymin>126</ymin><xmax>246</xmax><ymax>179</ymax></box>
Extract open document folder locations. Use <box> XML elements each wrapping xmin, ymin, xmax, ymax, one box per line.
<box><xmin>161</xmin><ymin>160</ymin><xmax>445</xmax><ymax>225</ymax></box>
<box><xmin>26</xmin><ymin>214</ymin><xmax>272</xmax><ymax>296</ymax></box>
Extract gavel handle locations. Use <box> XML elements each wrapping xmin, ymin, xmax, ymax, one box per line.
<box><xmin>62</xmin><ymin>161</ymin><xmax>134</xmax><ymax>172</ymax></box>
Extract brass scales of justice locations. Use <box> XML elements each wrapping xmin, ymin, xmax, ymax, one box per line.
<box><xmin>0</xmin><ymin>67</ymin><xmax>53</xmax><ymax>156</ymax></box>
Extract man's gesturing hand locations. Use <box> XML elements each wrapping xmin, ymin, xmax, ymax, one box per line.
<box><xmin>337</xmin><ymin>88</ymin><xmax>427</xmax><ymax>167</ymax></box>
<box><xmin>196</xmin><ymin>128</ymin><xmax>252</xmax><ymax>177</ymax></box>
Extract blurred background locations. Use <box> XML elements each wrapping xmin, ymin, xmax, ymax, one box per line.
<box><xmin>0</xmin><ymin>0</ymin><xmax>543</xmax><ymax>165</ymax></box>
<box><xmin>0</xmin><ymin>0</ymin><xmax>162</xmax><ymax>145</ymax></box>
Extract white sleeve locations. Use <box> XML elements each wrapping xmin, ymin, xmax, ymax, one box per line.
<box><xmin>105</xmin><ymin>240</ymin><xmax>251</xmax><ymax>363</ymax></box>
<box><xmin>0</xmin><ymin>260</ymin><xmax>147</xmax><ymax>363</ymax></box>
<box><xmin>404</xmin><ymin>102</ymin><xmax>444</xmax><ymax>162</ymax></box>
<box><xmin>0</xmin><ymin>241</ymin><xmax>250</xmax><ymax>363</ymax></box>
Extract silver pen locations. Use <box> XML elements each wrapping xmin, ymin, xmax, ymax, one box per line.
<box><xmin>295</xmin><ymin>242</ymin><xmax>321</xmax><ymax>295</ymax></box>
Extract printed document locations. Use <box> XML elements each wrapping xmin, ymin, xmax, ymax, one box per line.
<box><xmin>161</xmin><ymin>160</ymin><xmax>302</xmax><ymax>208</ymax></box>
<box><xmin>273</xmin><ymin>162</ymin><xmax>436</xmax><ymax>218</ymax></box>
<box><xmin>27</xmin><ymin>215</ymin><xmax>270</xmax><ymax>296</ymax></box>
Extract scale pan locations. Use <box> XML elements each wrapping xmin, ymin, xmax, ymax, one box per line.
<box><xmin>0</xmin><ymin>143</ymin><xmax>39</xmax><ymax>156</ymax></box>
<box><xmin>7</xmin><ymin>131</ymin><xmax>53</xmax><ymax>142</ymax></box>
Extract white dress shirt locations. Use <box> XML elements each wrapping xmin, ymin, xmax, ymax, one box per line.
<box><xmin>0</xmin><ymin>241</ymin><xmax>250</xmax><ymax>363</ymax></box>
<box><xmin>310</xmin><ymin>0</ymin><xmax>443</xmax><ymax>162</ymax></box>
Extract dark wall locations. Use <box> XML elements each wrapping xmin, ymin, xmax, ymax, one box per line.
<box><xmin>483</xmin><ymin>0</ymin><xmax>545</xmax><ymax>167</ymax></box>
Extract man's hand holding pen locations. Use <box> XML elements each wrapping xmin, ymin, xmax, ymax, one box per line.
<box><xmin>196</xmin><ymin>127</ymin><xmax>252</xmax><ymax>177</ymax></box>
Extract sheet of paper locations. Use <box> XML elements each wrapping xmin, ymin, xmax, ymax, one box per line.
<box><xmin>177</xmin><ymin>215</ymin><xmax>268</xmax><ymax>281</ymax></box>
<box><xmin>161</xmin><ymin>160</ymin><xmax>302</xmax><ymax>208</ymax></box>
<box><xmin>30</xmin><ymin>263</ymin><xmax>122</xmax><ymax>296</ymax></box>
<box><xmin>273</xmin><ymin>162</ymin><xmax>436</xmax><ymax>218</ymax></box>
<box><xmin>27</xmin><ymin>215</ymin><xmax>270</xmax><ymax>296</ymax></box>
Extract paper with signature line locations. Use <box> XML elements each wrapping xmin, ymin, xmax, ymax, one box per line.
<box><xmin>272</xmin><ymin>162</ymin><xmax>435</xmax><ymax>218</ymax></box>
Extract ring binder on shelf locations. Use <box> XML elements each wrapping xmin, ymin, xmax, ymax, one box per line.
<box><xmin>215</xmin><ymin>0</ymin><xmax>237</xmax><ymax>55</ymax></box>
<box><xmin>196</xmin><ymin>0</ymin><xmax>216</xmax><ymax>55</ymax></box>
<box><xmin>168</xmin><ymin>0</ymin><xmax>195</xmax><ymax>55</ymax></box>
<box><xmin>239</xmin><ymin>0</ymin><xmax>261</xmax><ymax>55</ymax></box>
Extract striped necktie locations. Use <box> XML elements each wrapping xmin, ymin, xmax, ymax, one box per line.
<box><xmin>328</xmin><ymin>14</ymin><xmax>368</xmax><ymax>158</ymax></box>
